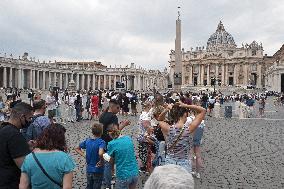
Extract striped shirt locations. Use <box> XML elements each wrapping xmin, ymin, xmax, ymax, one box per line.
<box><xmin>166</xmin><ymin>119</ymin><xmax>192</xmax><ymax>160</ymax></box>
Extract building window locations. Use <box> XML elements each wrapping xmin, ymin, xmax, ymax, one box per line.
<box><xmin>252</xmin><ymin>50</ymin><xmax>256</xmax><ymax>56</ymax></box>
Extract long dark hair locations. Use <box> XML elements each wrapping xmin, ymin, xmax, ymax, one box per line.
<box><xmin>36</xmin><ymin>124</ymin><xmax>67</xmax><ymax>152</ymax></box>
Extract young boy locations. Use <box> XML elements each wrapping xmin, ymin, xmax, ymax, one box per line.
<box><xmin>75</xmin><ymin>123</ymin><xmax>105</xmax><ymax>189</ymax></box>
<box><xmin>105</xmin><ymin>123</ymin><xmax>139</xmax><ymax>189</ymax></box>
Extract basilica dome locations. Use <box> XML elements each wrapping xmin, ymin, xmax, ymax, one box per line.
<box><xmin>206</xmin><ymin>21</ymin><xmax>237</xmax><ymax>51</ymax></box>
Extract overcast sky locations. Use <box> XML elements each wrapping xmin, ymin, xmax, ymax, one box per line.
<box><xmin>0</xmin><ymin>0</ymin><xmax>283</xmax><ymax>70</ymax></box>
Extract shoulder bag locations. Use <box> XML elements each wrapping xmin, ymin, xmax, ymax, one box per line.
<box><xmin>32</xmin><ymin>152</ymin><xmax>63</xmax><ymax>188</ymax></box>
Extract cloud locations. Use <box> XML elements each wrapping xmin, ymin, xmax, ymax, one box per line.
<box><xmin>0</xmin><ymin>0</ymin><xmax>283</xmax><ymax>70</ymax></box>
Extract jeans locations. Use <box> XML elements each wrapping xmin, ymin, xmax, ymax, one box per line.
<box><xmin>103</xmin><ymin>161</ymin><xmax>112</xmax><ymax>188</ymax></box>
<box><xmin>165</xmin><ymin>156</ymin><xmax>192</xmax><ymax>173</ymax></box>
<box><xmin>87</xmin><ymin>173</ymin><xmax>103</xmax><ymax>189</ymax></box>
<box><xmin>116</xmin><ymin>176</ymin><xmax>138</xmax><ymax>189</ymax></box>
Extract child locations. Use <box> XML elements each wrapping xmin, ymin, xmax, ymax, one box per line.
<box><xmin>105</xmin><ymin>123</ymin><xmax>139</xmax><ymax>189</ymax></box>
<box><xmin>75</xmin><ymin>123</ymin><xmax>105</xmax><ymax>189</ymax></box>
<box><xmin>137</xmin><ymin>120</ymin><xmax>158</xmax><ymax>173</ymax></box>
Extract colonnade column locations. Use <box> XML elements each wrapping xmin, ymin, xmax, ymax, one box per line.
<box><xmin>81</xmin><ymin>74</ymin><xmax>85</xmax><ymax>90</ymax></box>
<box><xmin>108</xmin><ymin>76</ymin><xmax>111</xmax><ymax>90</ymax></box>
<box><xmin>92</xmin><ymin>74</ymin><xmax>96</xmax><ymax>90</ymax></box>
<box><xmin>113</xmin><ymin>75</ymin><xmax>116</xmax><ymax>90</ymax></box>
<box><xmin>59</xmin><ymin>73</ymin><xmax>63</xmax><ymax>89</ymax></box>
<box><xmin>30</xmin><ymin>70</ymin><xmax>33</xmax><ymax>89</ymax></box>
<box><xmin>42</xmin><ymin>71</ymin><xmax>46</xmax><ymax>90</ymax></box>
<box><xmin>103</xmin><ymin>75</ymin><xmax>106</xmax><ymax>90</ymax></box>
<box><xmin>33</xmin><ymin>70</ymin><xmax>36</xmax><ymax>89</ymax></box>
<box><xmin>9</xmin><ymin>67</ymin><xmax>13</xmax><ymax>88</ymax></box>
<box><xmin>86</xmin><ymin>74</ymin><xmax>89</xmax><ymax>90</ymax></box>
<box><xmin>65</xmin><ymin>73</ymin><xmax>68</xmax><ymax>89</ymax></box>
<box><xmin>3</xmin><ymin>67</ymin><xmax>7</xmax><ymax>88</ymax></box>
<box><xmin>48</xmin><ymin>72</ymin><xmax>51</xmax><ymax>89</ymax></box>
<box><xmin>18</xmin><ymin>68</ymin><xmax>22</xmax><ymax>89</ymax></box>
<box><xmin>36</xmin><ymin>70</ymin><xmax>40</xmax><ymax>89</ymax></box>
<box><xmin>137</xmin><ymin>75</ymin><xmax>141</xmax><ymax>91</ymax></box>
<box><xmin>76</xmin><ymin>74</ymin><xmax>80</xmax><ymax>90</ymax></box>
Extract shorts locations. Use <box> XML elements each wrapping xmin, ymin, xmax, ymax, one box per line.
<box><xmin>116</xmin><ymin>176</ymin><xmax>138</xmax><ymax>189</ymax></box>
<box><xmin>193</xmin><ymin>127</ymin><xmax>204</xmax><ymax>146</ymax></box>
<box><xmin>165</xmin><ymin>156</ymin><xmax>192</xmax><ymax>173</ymax></box>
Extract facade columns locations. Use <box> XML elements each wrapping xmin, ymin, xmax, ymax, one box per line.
<box><xmin>257</xmin><ymin>64</ymin><xmax>262</xmax><ymax>88</ymax></box>
<box><xmin>87</xmin><ymin>74</ymin><xmax>90</xmax><ymax>90</ymax></box>
<box><xmin>65</xmin><ymin>73</ymin><xmax>68</xmax><ymax>89</ymax></box>
<box><xmin>243</xmin><ymin>64</ymin><xmax>248</xmax><ymax>85</ymax></box>
<box><xmin>207</xmin><ymin>65</ymin><xmax>210</xmax><ymax>86</ymax></box>
<box><xmin>98</xmin><ymin>75</ymin><xmax>101</xmax><ymax>89</ymax></box>
<box><xmin>137</xmin><ymin>75</ymin><xmax>141</xmax><ymax>91</ymax></box>
<box><xmin>189</xmin><ymin>66</ymin><xmax>193</xmax><ymax>86</ymax></box>
<box><xmin>234</xmin><ymin>64</ymin><xmax>238</xmax><ymax>86</ymax></box>
<box><xmin>221</xmin><ymin>64</ymin><xmax>225</xmax><ymax>86</ymax></box>
<box><xmin>42</xmin><ymin>71</ymin><xmax>46</xmax><ymax>89</ymax></box>
<box><xmin>200</xmin><ymin>64</ymin><xmax>204</xmax><ymax>86</ymax></box>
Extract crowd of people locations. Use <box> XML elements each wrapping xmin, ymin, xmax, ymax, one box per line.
<box><xmin>0</xmin><ymin>87</ymin><xmax>283</xmax><ymax>189</ymax></box>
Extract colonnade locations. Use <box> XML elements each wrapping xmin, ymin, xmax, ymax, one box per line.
<box><xmin>0</xmin><ymin>66</ymin><xmax>167</xmax><ymax>91</ymax></box>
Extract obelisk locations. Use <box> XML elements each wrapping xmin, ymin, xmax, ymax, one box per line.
<box><xmin>173</xmin><ymin>8</ymin><xmax>182</xmax><ymax>91</ymax></box>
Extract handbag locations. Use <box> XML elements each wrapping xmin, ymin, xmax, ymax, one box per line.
<box><xmin>32</xmin><ymin>152</ymin><xmax>63</xmax><ymax>188</ymax></box>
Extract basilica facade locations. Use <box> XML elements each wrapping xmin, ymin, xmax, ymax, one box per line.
<box><xmin>0</xmin><ymin>53</ymin><xmax>168</xmax><ymax>91</ymax></box>
<box><xmin>169</xmin><ymin>21</ymin><xmax>265</xmax><ymax>89</ymax></box>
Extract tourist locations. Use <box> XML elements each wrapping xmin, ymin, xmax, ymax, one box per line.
<box><xmin>106</xmin><ymin>123</ymin><xmax>139</xmax><ymax>189</ymax></box>
<box><xmin>246</xmin><ymin>95</ymin><xmax>255</xmax><ymax>117</ymax></box>
<box><xmin>91</xmin><ymin>91</ymin><xmax>100</xmax><ymax>120</ymax></box>
<box><xmin>190</xmin><ymin>113</ymin><xmax>205</xmax><ymax>179</ymax></box>
<box><xmin>19</xmin><ymin>124</ymin><xmax>75</xmax><ymax>189</ymax></box>
<box><xmin>46</xmin><ymin>90</ymin><xmax>57</xmax><ymax>120</ymax></box>
<box><xmin>75</xmin><ymin>123</ymin><xmax>105</xmax><ymax>189</ymax></box>
<box><xmin>144</xmin><ymin>164</ymin><xmax>194</xmax><ymax>189</ymax></box>
<box><xmin>85</xmin><ymin>92</ymin><xmax>92</xmax><ymax>120</ymax></box>
<box><xmin>159</xmin><ymin>102</ymin><xmax>206</xmax><ymax>173</ymax></box>
<box><xmin>0</xmin><ymin>96</ymin><xmax>5</xmax><ymax>121</ymax></box>
<box><xmin>130</xmin><ymin>92</ymin><xmax>138</xmax><ymax>116</ymax></box>
<box><xmin>137</xmin><ymin>119</ymin><xmax>158</xmax><ymax>173</ymax></box>
<box><xmin>121</xmin><ymin>93</ymin><xmax>130</xmax><ymax>116</ymax></box>
<box><xmin>99</xmin><ymin>99</ymin><xmax>130</xmax><ymax>188</ymax></box>
<box><xmin>258</xmin><ymin>97</ymin><xmax>265</xmax><ymax>117</ymax></box>
<box><xmin>207</xmin><ymin>95</ymin><xmax>216</xmax><ymax>117</ymax></box>
<box><xmin>24</xmin><ymin>99</ymin><xmax>51</xmax><ymax>143</ymax></box>
<box><xmin>0</xmin><ymin>102</ymin><xmax>33</xmax><ymax>188</ymax></box>
<box><xmin>27</xmin><ymin>89</ymin><xmax>34</xmax><ymax>105</ymax></box>
<box><xmin>74</xmin><ymin>95</ymin><xmax>83</xmax><ymax>122</ymax></box>
<box><xmin>67</xmin><ymin>93</ymin><xmax>76</xmax><ymax>123</ymax></box>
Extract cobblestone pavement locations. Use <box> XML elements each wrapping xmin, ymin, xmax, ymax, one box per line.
<box><xmin>1</xmin><ymin>92</ymin><xmax>284</xmax><ymax>188</ymax></box>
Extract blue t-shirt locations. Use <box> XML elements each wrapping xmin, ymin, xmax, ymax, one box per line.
<box><xmin>21</xmin><ymin>151</ymin><xmax>75</xmax><ymax>189</ymax></box>
<box><xmin>79</xmin><ymin>138</ymin><xmax>105</xmax><ymax>173</ymax></box>
<box><xmin>107</xmin><ymin>135</ymin><xmax>138</xmax><ymax>180</ymax></box>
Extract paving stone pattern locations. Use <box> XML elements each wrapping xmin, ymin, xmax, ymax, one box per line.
<box><xmin>2</xmin><ymin>92</ymin><xmax>283</xmax><ymax>188</ymax></box>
